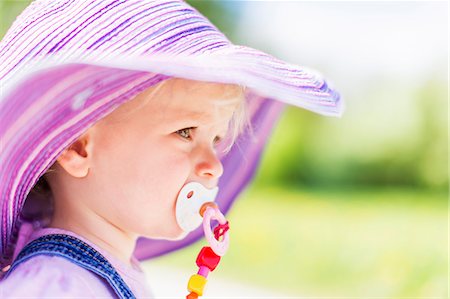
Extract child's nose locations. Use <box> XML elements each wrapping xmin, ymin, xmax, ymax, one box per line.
<box><xmin>194</xmin><ymin>147</ymin><xmax>224</xmax><ymax>181</ymax></box>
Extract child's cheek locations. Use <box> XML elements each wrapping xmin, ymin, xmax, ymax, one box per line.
<box><xmin>145</xmin><ymin>150</ymin><xmax>191</xmax><ymax>235</ymax></box>
<box><xmin>165</xmin><ymin>151</ymin><xmax>191</xmax><ymax>181</ymax></box>
<box><xmin>149</xmin><ymin>140</ymin><xmax>191</xmax><ymax>185</ymax></box>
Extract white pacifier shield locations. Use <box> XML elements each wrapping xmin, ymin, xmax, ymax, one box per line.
<box><xmin>175</xmin><ymin>182</ymin><xmax>219</xmax><ymax>232</ymax></box>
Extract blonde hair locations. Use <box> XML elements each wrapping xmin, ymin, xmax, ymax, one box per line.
<box><xmin>210</xmin><ymin>83</ymin><xmax>251</xmax><ymax>154</ymax></box>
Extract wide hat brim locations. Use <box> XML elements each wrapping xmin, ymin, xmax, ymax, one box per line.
<box><xmin>0</xmin><ymin>0</ymin><xmax>343</xmax><ymax>268</ymax></box>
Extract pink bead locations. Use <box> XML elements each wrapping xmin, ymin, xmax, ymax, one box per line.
<box><xmin>197</xmin><ymin>266</ymin><xmax>210</xmax><ymax>277</ymax></box>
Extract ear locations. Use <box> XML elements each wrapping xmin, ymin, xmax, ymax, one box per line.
<box><xmin>56</xmin><ymin>130</ymin><xmax>93</xmax><ymax>178</ymax></box>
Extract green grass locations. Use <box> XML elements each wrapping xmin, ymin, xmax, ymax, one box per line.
<box><xmin>144</xmin><ymin>186</ymin><xmax>448</xmax><ymax>298</ymax></box>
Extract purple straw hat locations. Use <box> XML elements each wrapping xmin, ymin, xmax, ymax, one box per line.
<box><xmin>0</xmin><ymin>0</ymin><xmax>343</xmax><ymax>268</ymax></box>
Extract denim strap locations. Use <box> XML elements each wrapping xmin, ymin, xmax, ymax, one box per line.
<box><xmin>6</xmin><ymin>234</ymin><xmax>136</xmax><ymax>299</ymax></box>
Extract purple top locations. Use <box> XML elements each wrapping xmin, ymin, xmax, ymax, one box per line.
<box><xmin>0</xmin><ymin>222</ymin><xmax>154</xmax><ymax>298</ymax></box>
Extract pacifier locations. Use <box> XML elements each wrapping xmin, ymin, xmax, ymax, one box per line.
<box><xmin>178</xmin><ymin>182</ymin><xmax>231</xmax><ymax>299</ymax></box>
<box><xmin>175</xmin><ymin>182</ymin><xmax>219</xmax><ymax>233</ymax></box>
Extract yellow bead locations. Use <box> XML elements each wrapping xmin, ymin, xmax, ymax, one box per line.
<box><xmin>187</xmin><ymin>274</ymin><xmax>207</xmax><ymax>296</ymax></box>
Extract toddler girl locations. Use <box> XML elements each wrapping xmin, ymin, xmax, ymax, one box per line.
<box><xmin>0</xmin><ymin>0</ymin><xmax>342</xmax><ymax>297</ymax></box>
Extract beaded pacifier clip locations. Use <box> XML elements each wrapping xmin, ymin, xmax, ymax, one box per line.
<box><xmin>186</xmin><ymin>203</ymin><xmax>230</xmax><ymax>298</ymax></box>
<box><xmin>174</xmin><ymin>182</ymin><xmax>230</xmax><ymax>298</ymax></box>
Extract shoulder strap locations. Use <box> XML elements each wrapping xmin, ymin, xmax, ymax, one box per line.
<box><xmin>6</xmin><ymin>234</ymin><xmax>136</xmax><ymax>299</ymax></box>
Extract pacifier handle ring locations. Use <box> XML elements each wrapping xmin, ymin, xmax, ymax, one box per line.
<box><xmin>202</xmin><ymin>206</ymin><xmax>229</xmax><ymax>256</ymax></box>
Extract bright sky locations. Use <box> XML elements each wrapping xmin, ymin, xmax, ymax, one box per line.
<box><xmin>235</xmin><ymin>1</ymin><xmax>448</xmax><ymax>88</ymax></box>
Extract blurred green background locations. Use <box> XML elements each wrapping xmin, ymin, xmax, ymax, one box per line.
<box><xmin>1</xmin><ymin>0</ymin><xmax>448</xmax><ymax>298</ymax></box>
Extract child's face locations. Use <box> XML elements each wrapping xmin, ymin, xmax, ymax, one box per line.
<box><xmin>85</xmin><ymin>78</ymin><xmax>241</xmax><ymax>240</ymax></box>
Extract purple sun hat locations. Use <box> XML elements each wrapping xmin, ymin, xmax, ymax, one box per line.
<box><xmin>0</xmin><ymin>0</ymin><xmax>343</xmax><ymax>268</ymax></box>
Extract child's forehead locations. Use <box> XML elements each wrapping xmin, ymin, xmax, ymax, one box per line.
<box><xmin>164</xmin><ymin>79</ymin><xmax>243</xmax><ymax>105</ymax></box>
<box><xmin>98</xmin><ymin>78</ymin><xmax>244</xmax><ymax>127</ymax></box>
<box><xmin>160</xmin><ymin>99</ymin><xmax>237</xmax><ymax>129</ymax></box>
<box><xmin>142</xmin><ymin>78</ymin><xmax>243</xmax><ymax>115</ymax></box>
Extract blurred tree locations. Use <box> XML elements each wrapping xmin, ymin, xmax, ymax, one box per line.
<box><xmin>413</xmin><ymin>76</ymin><xmax>448</xmax><ymax>189</ymax></box>
<box><xmin>254</xmin><ymin>75</ymin><xmax>448</xmax><ymax>191</ymax></box>
<box><xmin>0</xmin><ymin>0</ymin><xmax>32</xmax><ymax>39</ymax></box>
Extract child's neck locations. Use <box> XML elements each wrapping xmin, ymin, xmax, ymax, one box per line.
<box><xmin>49</xmin><ymin>205</ymin><xmax>138</xmax><ymax>268</ymax></box>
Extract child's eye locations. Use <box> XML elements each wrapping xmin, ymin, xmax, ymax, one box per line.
<box><xmin>176</xmin><ymin>128</ymin><xmax>194</xmax><ymax>140</ymax></box>
<box><xmin>176</xmin><ymin>127</ymin><xmax>223</xmax><ymax>146</ymax></box>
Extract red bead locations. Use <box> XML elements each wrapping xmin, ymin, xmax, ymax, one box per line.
<box><xmin>196</xmin><ymin>246</ymin><xmax>221</xmax><ymax>271</ymax></box>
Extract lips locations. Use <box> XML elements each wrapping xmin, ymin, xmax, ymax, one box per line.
<box><xmin>175</xmin><ymin>181</ymin><xmax>219</xmax><ymax>232</ymax></box>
